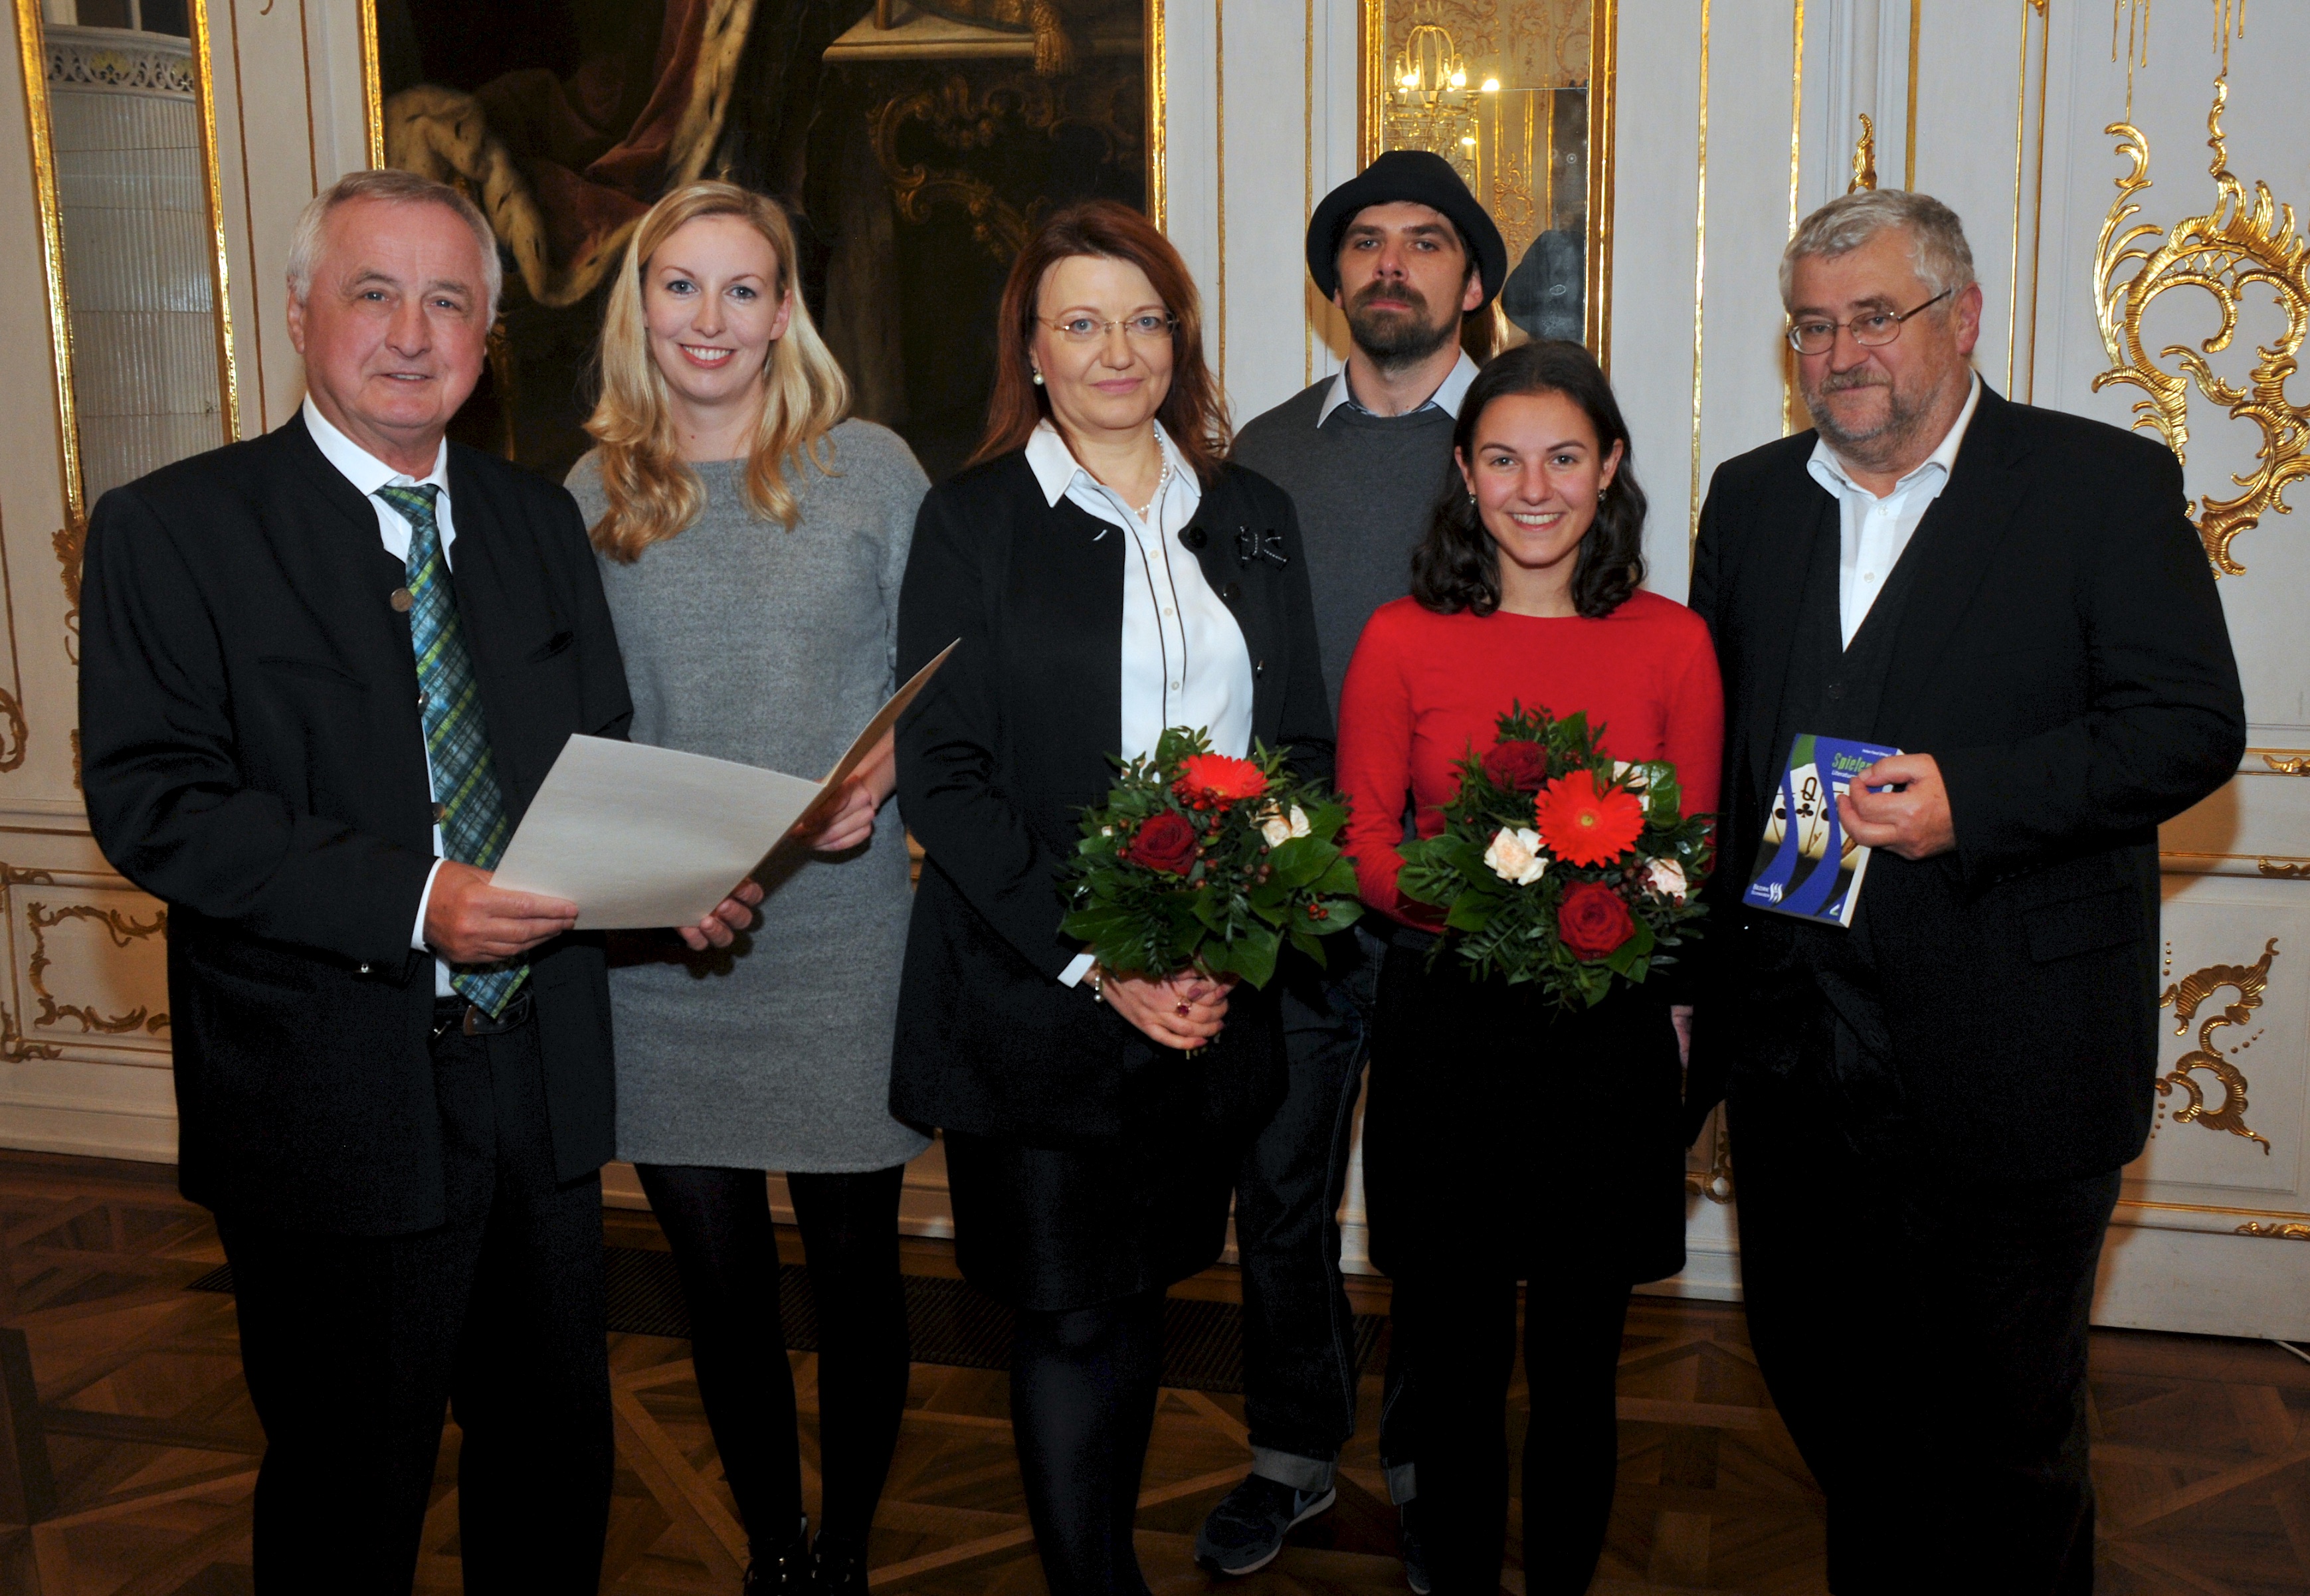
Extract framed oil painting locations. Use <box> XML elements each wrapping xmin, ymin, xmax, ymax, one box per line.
<box><xmin>366</xmin><ymin>0</ymin><xmax>1151</xmax><ymax>484</ymax></box>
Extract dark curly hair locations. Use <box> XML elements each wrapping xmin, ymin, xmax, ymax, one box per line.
<box><xmin>1409</xmin><ymin>340</ymin><xmax>1647</xmax><ymax>619</ymax></box>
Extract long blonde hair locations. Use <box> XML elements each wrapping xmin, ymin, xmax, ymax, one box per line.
<box><xmin>586</xmin><ymin>182</ymin><xmax>851</xmax><ymax>562</ymax></box>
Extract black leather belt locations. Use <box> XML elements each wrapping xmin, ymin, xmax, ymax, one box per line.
<box><xmin>431</xmin><ymin>989</ymin><xmax>534</xmax><ymax>1039</ymax></box>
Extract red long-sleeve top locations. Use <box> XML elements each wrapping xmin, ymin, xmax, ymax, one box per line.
<box><xmin>1337</xmin><ymin>591</ymin><xmax>1725</xmax><ymax>927</ymax></box>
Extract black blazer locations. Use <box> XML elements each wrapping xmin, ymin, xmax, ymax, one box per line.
<box><xmin>80</xmin><ymin>414</ymin><xmax>633</xmax><ymax>1233</ymax></box>
<box><xmin>1688</xmin><ymin>385</ymin><xmax>2245</xmax><ymax>1180</ymax></box>
<box><xmin>891</xmin><ymin>453</ymin><xmax>1334</xmax><ymax>1144</ymax></box>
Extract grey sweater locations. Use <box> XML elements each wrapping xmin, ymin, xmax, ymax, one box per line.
<box><xmin>1232</xmin><ymin>379</ymin><xmax>1461</xmax><ymax>716</ymax></box>
<box><xmin>567</xmin><ymin>421</ymin><xmax>933</xmax><ymax>1173</ymax></box>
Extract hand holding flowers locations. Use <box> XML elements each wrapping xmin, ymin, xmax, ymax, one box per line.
<box><xmin>1396</xmin><ymin>704</ymin><xmax>1713</xmax><ymax>1007</ymax></box>
<box><xmin>1060</xmin><ymin>727</ymin><xmax>1363</xmax><ymax>996</ymax></box>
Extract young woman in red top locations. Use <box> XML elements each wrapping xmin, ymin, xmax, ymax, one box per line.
<box><xmin>1337</xmin><ymin>341</ymin><xmax>1722</xmax><ymax>1595</ymax></box>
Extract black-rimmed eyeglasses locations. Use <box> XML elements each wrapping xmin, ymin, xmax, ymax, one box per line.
<box><xmin>1785</xmin><ymin>288</ymin><xmax>1953</xmax><ymax>355</ymax></box>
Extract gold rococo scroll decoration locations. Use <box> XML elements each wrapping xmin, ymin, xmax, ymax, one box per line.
<box><xmin>870</xmin><ymin>72</ymin><xmax>1142</xmax><ymax>264</ymax></box>
<box><xmin>1848</xmin><ymin>112</ymin><xmax>1876</xmax><ymax>194</ymax></box>
<box><xmin>2156</xmin><ymin>936</ymin><xmax>2276</xmax><ymax>1152</ymax></box>
<box><xmin>2093</xmin><ymin>79</ymin><xmax>2309</xmax><ymax>578</ymax></box>
<box><xmin>2236</xmin><ymin>1221</ymin><xmax>2310</xmax><ymax>1241</ymax></box>
<box><xmin>23</xmin><ymin>900</ymin><xmax>169</xmax><ymax>1037</ymax></box>
<box><xmin>0</xmin><ymin>865</ymin><xmax>58</xmax><ymax>1061</ymax></box>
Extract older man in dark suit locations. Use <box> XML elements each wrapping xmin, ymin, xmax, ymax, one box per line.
<box><xmin>1689</xmin><ymin>189</ymin><xmax>2244</xmax><ymax>1594</ymax></box>
<box><xmin>79</xmin><ymin>169</ymin><xmax>754</xmax><ymax>1593</ymax></box>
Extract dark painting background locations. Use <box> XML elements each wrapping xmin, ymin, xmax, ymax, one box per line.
<box><xmin>375</xmin><ymin>0</ymin><xmax>1146</xmax><ymax>487</ymax></box>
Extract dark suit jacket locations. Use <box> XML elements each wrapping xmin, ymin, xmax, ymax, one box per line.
<box><xmin>891</xmin><ymin>454</ymin><xmax>1334</xmax><ymax>1145</ymax></box>
<box><xmin>1688</xmin><ymin>386</ymin><xmax>2245</xmax><ymax>1180</ymax></box>
<box><xmin>80</xmin><ymin>414</ymin><xmax>633</xmax><ymax>1233</ymax></box>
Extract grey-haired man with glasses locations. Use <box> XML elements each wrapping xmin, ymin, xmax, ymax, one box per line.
<box><xmin>1689</xmin><ymin>189</ymin><xmax>2242</xmax><ymax>1591</ymax></box>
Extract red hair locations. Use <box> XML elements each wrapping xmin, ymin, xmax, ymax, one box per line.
<box><xmin>969</xmin><ymin>201</ymin><xmax>1230</xmax><ymax>484</ymax></box>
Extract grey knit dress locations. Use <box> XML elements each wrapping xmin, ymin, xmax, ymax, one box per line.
<box><xmin>567</xmin><ymin>420</ymin><xmax>932</xmax><ymax>1173</ymax></box>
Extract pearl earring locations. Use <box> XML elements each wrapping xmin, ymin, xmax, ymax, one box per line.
<box><xmin>1032</xmin><ymin>369</ymin><xmax>1045</xmax><ymax>386</ymax></box>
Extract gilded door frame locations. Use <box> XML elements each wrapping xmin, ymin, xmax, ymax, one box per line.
<box><xmin>9</xmin><ymin>0</ymin><xmax>241</xmax><ymax>542</ymax></box>
<box><xmin>1357</xmin><ymin>0</ymin><xmax>1616</xmax><ymax>369</ymax></box>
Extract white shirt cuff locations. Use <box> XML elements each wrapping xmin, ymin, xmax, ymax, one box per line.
<box><xmin>1058</xmin><ymin>950</ymin><xmax>1096</xmax><ymax>988</ymax></box>
<box><xmin>413</xmin><ymin>857</ymin><xmax>447</xmax><ymax>952</ymax></box>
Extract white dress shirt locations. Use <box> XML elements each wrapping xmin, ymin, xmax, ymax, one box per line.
<box><xmin>1315</xmin><ymin>349</ymin><xmax>1480</xmax><ymax>427</ymax></box>
<box><xmin>1806</xmin><ymin>374</ymin><xmax>1981</xmax><ymax>647</ymax></box>
<box><xmin>301</xmin><ymin>397</ymin><xmax>457</xmax><ymax>995</ymax></box>
<box><xmin>1026</xmin><ymin>420</ymin><xmax>1254</xmax><ymax>987</ymax></box>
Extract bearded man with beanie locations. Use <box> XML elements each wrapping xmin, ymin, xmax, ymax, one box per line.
<box><xmin>1194</xmin><ymin>151</ymin><xmax>1507</xmax><ymax>1587</ymax></box>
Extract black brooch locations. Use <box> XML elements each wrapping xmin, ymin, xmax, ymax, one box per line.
<box><xmin>1234</xmin><ymin>526</ymin><xmax>1289</xmax><ymax>568</ymax></box>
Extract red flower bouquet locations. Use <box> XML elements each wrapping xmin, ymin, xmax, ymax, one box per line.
<box><xmin>1395</xmin><ymin>704</ymin><xmax>1713</xmax><ymax>1007</ymax></box>
<box><xmin>1060</xmin><ymin>727</ymin><xmax>1363</xmax><ymax>988</ymax></box>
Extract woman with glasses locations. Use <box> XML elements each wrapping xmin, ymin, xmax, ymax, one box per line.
<box><xmin>1337</xmin><ymin>341</ymin><xmax>1721</xmax><ymax>1595</ymax></box>
<box><xmin>567</xmin><ymin>181</ymin><xmax>928</xmax><ymax>1595</ymax></box>
<box><xmin>892</xmin><ymin>199</ymin><xmax>1331</xmax><ymax>1595</ymax></box>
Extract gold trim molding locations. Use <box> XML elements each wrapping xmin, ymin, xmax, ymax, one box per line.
<box><xmin>2094</xmin><ymin>79</ymin><xmax>2309</xmax><ymax>578</ymax></box>
<box><xmin>2236</xmin><ymin>1222</ymin><xmax>2310</xmax><ymax>1241</ymax></box>
<box><xmin>0</xmin><ymin>864</ymin><xmax>171</xmax><ymax>1064</ymax></box>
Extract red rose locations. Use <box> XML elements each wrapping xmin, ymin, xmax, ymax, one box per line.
<box><xmin>1557</xmin><ymin>881</ymin><xmax>1636</xmax><ymax>958</ymax></box>
<box><xmin>1126</xmin><ymin>810</ymin><xmax>1199</xmax><ymax>875</ymax></box>
<box><xmin>1175</xmin><ymin>752</ymin><xmax>1268</xmax><ymax>806</ymax></box>
<box><xmin>1480</xmin><ymin>739</ymin><xmax>1547</xmax><ymax>792</ymax></box>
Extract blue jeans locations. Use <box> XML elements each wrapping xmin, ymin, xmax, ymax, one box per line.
<box><xmin>1235</xmin><ymin>924</ymin><xmax>1410</xmax><ymax>1496</ymax></box>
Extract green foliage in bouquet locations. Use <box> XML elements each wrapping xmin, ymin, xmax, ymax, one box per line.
<box><xmin>1060</xmin><ymin>727</ymin><xmax>1365</xmax><ymax>990</ymax></box>
<box><xmin>1396</xmin><ymin>704</ymin><xmax>1713</xmax><ymax>1008</ymax></box>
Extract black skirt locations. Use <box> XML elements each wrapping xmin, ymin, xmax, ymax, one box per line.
<box><xmin>939</xmin><ymin>984</ymin><xmax>1283</xmax><ymax>1313</ymax></box>
<box><xmin>1364</xmin><ymin>939</ymin><xmax>1688</xmax><ymax>1285</ymax></box>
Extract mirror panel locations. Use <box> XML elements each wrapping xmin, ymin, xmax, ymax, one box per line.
<box><xmin>1362</xmin><ymin>0</ymin><xmax>1614</xmax><ymax>360</ymax></box>
<box><xmin>17</xmin><ymin>0</ymin><xmax>236</xmax><ymax>530</ymax></box>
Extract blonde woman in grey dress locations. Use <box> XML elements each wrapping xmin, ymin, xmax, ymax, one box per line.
<box><xmin>568</xmin><ymin>181</ymin><xmax>929</xmax><ymax>1596</ymax></box>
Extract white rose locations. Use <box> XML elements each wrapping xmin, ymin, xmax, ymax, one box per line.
<box><xmin>1645</xmin><ymin>857</ymin><xmax>1688</xmax><ymax>902</ymax></box>
<box><xmin>1484</xmin><ymin>826</ymin><xmax>1549</xmax><ymax>887</ymax></box>
<box><xmin>1260</xmin><ymin>814</ymin><xmax>1292</xmax><ymax>847</ymax></box>
<box><xmin>1289</xmin><ymin>804</ymin><xmax>1311</xmax><ymax>838</ymax></box>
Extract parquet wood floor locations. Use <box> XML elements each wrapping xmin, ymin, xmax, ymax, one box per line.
<box><xmin>0</xmin><ymin>1150</ymin><xmax>2303</xmax><ymax>1595</ymax></box>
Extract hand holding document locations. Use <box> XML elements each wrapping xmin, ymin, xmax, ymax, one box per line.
<box><xmin>489</xmin><ymin>642</ymin><xmax>955</xmax><ymax>929</ymax></box>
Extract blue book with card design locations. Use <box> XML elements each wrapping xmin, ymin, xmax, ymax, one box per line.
<box><xmin>1741</xmin><ymin>733</ymin><xmax>1902</xmax><ymax>927</ymax></box>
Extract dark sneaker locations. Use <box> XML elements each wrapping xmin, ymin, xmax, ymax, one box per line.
<box><xmin>1193</xmin><ymin>1474</ymin><xmax>1339</xmax><ymax>1575</ymax></box>
<box><xmin>1398</xmin><ymin>1500</ymin><xmax>1432</xmax><ymax>1595</ymax></box>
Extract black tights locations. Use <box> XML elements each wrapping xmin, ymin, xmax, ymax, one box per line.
<box><xmin>634</xmin><ymin>1163</ymin><xmax>910</xmax><ymax>1551</ymax></box>
<box><xmin>1009</xmin><ymin>1286</ymin><xmax>1168</xmax><ymax>1596</ymax></box>
<box><xmin>1384</xmin><ymin>1273</ymin><xmax>1631</xmax><ymax>1595</ymax></box>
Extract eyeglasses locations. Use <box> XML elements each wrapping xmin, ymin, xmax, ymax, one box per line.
<box><xmin>1042</xmin><ymin>313</ymin><xmax>1179</xmax><ymax>345</ymax></box>
<box><xmin>1784</xmin><ymin>288</ymin><xmax>1953</xmax><ymax>355</ymax></box>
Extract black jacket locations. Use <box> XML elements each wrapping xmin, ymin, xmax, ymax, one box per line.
<box><xmin>1688</xmin><ymin>386</ymin><xmax>2245</xmax><ymax>1180</ymax></box>
<box><xmin>80</xmin><ymin>414</ymin><xmax>632</xmax><ymax>1233</ymax></box>
<box><xmin>891</xmin><ymin>453</ymin><xmax>1333</xmax><ymax>1144</ymax></box>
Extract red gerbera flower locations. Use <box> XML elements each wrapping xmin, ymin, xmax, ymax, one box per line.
<box><xmin>1175</xmin><ymin>752</ymin><xmax>1268</xmax><ymax>807</ymax></box>
<box><xmin>1533</xmin><ymin>769</ymin><xmax>1646</xmax><ymax>867</ymax></box>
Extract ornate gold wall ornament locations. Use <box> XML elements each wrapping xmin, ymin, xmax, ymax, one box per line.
<box><xmin>23</xmin><ymin>901</ymin><xmax>169</xmax><ymax>1036</ymax></box>
<box><xmin>1848</xmin><ymin>111</ymin><xmax>1876</xmax><ymax>194</ymax></box>
<box><xmin>2092</xmin><ymin>79</ymin><xmax>2308</xmax><ymax>578</ymax></box>
<box><xmin>2156</xmin><ymin>936</ymin><xmax>2276</xmax><ymax>1152</ymax></box>
<box><xmin>2259</xmin><ymin>859</ymin><xmax>2310</xmax><ymax>879</ymax></box>
<box><xmin>0</xmin><ymin>866</ymin><xmax>58</xmax><ymax>1063</ymax></box>
<box><xmin>2235</xmin><ymin>1221</ymin><xmax>2310</xmax><ymax>1241</ymax></box>
<box><xmin>2260</xmin><ymin>752</ymin><xmax>2310</xmax><ymax>775</ymax></box>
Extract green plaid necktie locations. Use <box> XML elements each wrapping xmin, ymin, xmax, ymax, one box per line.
<box><xmin>378</xmin><ymin>483</ymin><xmax>528</xmax><ymax>1017</ymax></box>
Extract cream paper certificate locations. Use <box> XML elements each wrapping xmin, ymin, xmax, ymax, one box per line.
<box><xmin>490</xmin><ymin>642</ymin><xmax>955</xmax><ymax>929</ymax></box>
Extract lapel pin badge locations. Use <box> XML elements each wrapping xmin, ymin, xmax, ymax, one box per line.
<box><xmin>1234</xmin><ymin>526</ymin><xmax>1288</xmax><ymax>569</ymax></box>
